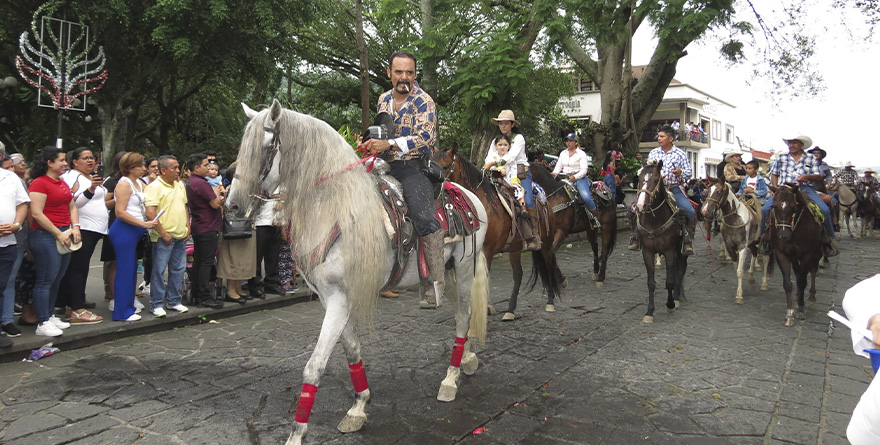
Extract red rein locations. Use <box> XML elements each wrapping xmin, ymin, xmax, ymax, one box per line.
<box><xmin>314</xmin><ymin>147</ymin><xmax>377</xmax><ymax>186</ymax></box>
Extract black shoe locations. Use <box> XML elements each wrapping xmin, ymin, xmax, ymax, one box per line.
<box><xmin>0</xmin><ymin>333</ymin><xmax>12</xmax><ymax>348</ymax></box>
<box><xmin>823</xmin><ymin>242</ymin><xmax>839</xmax><ymax>258</ymax></box>
<box><xmin>198</xmin><ymin>299</ymin><xmax>224</xmax><ymax>309</ymax></box>
<box><xmin>83</xmin><ymin>301</ymin><xmax>97</xmax><ymax>309</ymax></box>
<box><xmin>2</xmin><ymin>323</ymin><xmax>22</xmax><ymax>338</ymax></box>
<box><xmin>250</xmin><ymin>290</ymin><xmax>266</xmax><ymax>300</ymax></box>
<box><xmin>223</xmin><ymin>295</ymin><xmax>247</xmax><ymax>305</ymax></box>
<box><xmin>264</xmin><ymin>286</ymin><xmax>283</xmax><ymax>296</ymax></box>
<box><xmin>13</xmin><ymin>304</ymin><xmax>22</xmax><ymax>316</ymax></box>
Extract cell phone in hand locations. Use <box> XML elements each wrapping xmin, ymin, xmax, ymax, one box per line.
<box><xmin>95</xmin><ymin>165</ymin><xmax>105</xmax><ymax>177</ymax></box>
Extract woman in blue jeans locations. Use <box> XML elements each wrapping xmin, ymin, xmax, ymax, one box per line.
<box><xmin>27</xmin><ymin>148</ymin><xmax>80</xmax><ymax>337</ymax></box>
<box><xmin>109</xmin><ymin>153</ymin><xmax>158</xmax><ymax>321</ymax></box>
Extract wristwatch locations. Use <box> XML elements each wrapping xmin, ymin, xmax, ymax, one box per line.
<box><xmin>388</xmin><ymin>139</ymin><xmax>396</xmax><ymax>148</ymax></box>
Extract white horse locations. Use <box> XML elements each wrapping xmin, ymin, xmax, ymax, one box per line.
<box><xmin>227</xmin><ymin>100</ymin><xmax>489</xmax><ymax>445</ymax></box>
<box><xmin>701</xmin><ymin>179</ymin><xmax>770</xmax><ymax>303</ymax></box>
<box><xmin>829</xmin><ymin>180</ymin><xmax>860</xmax><ymax>238</ymax></box>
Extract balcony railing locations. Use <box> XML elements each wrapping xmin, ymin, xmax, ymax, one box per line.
<box><xmin>640</xmin><ymin>128</ymin><xmax>709</xmax><ymax>144</ymax></box>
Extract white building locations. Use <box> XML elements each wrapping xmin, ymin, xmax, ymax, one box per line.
<box><xmin>561</xmin><ymin>68</ymin><xmax>741</xmax><ymax>178</ymax></box>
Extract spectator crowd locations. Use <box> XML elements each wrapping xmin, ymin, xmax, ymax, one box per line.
<box><xmin>0</xmin><ymin>147</ymin><xmax>298</xmax><ymax>344</ymax></box>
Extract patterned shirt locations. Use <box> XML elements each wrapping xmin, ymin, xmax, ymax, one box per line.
<box><xmin>647</xmin><ymin>145</ymin><xmax>691</xmax><ymax>187</ymax></box>
<box><xmin>377</xmin><ymin>82</ymin><xmax>437</xmax><ymax>161</ymax></box>
<box><xmin>769</xmin><ymin>152</ymin><xmax>820</xmax><ymax>186</ymax></box>
<box><xmin>833</xmin><ymin>168</ymin><xmax>858</xmax><ymax>187</ymax></box>
<box><xmin>856</xmin><ymin>176</ymin><xmax>880</xmax><ymax>192</ymax></box>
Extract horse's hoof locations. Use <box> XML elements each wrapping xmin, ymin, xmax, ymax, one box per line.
<box><xmin>545</xmin><ymin>304</ymin><xmax>556</xmax><ymax>312</ymax></box>
<box><xmin>761</xmin><ymin>284</ymin><xmax>769</xmax><ymax>291</ymax></box>
<box><xmin>674</xmin><ymin>300</ymin><xmax>681</xmax><ymax>309</ymax></box>
<box><xmin>501</xmin><ymin>312</ymin><xmax>515</xmax><ymax>321</ymax></box>
<box><xmin>592</xmin><ymin>273</ymin><xmax>599</xmax><ymax>281</ymax></box>
<box><xmin>595</xmin><ymin>281</ymin><xmax>604</xmax><ymax>289</ymax></box>
<box><xmin>437</xmin><ymin>383</ymin><xmax>457</xmax><ymax>402</ymax></box>
<box><xmin>337</xmin><ymin>415</ymin><xmax>367</xmax><ymax>433</ymax></box>
<box><xmin>420</xmin><ymin>299</ymin><xmax>437</xmax><ymax>309</ymax></box>
<box><xmin>784</xmin><ymin>318</ymin><xmax>795</xmax><ymax>327</ymax></box>
<box><xmin>735</xmin><ymin>297</ymin><xmax>743</xmax><ymax>304</ymax></box>
<box><xmin>808</xmin><ymin>295</ymin><xmax>816</xmax><ymax>303</ymax></box>
<box><xmin>487</xmin><ymin>304</ymin><xmax>497</xmax><ymax>316</ymax></box>
<box><xmin>797</xmin><ymin>311</ymin><xmax>806</xmax><ymax>320</ymax></box>
<box><xmin>748</xmin><ymin>277</ymin><xmax>756</xmax><ymax>284</ymax></box>
<box><xmin>461</xmin><ymin>352</ymin><xmax>479</xmax><ymax>375</ymax></box>
<box><xmin>560</xmin><ymin>278</ymin><xmax>568</xmax><ymax>288</ymax></box>
<box><xmin>643</xmin><ymin>315</ymin><xmax>654</xmax><ymax>324</ymax></box>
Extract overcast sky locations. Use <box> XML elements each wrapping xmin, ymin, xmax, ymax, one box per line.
<box><xmin>630</xmin><ymin>3</ymin><xmax>878</xmax><ymax>168</ymax></box>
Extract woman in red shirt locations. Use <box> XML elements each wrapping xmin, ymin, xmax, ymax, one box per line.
<box><xmin>28</xmin><ymin>148</ymin><xmax>81</xmax><ymax>337</ymax></box>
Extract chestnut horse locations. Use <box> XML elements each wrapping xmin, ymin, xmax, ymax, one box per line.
<box><xmin>632</xmin><ymin>161</ymin><xmax>687</xmax><ymax>323</ymax></box>
<box><xmin>434</xmin><ymin>145</ymin><xmax>563</xmax><ymax>318</ymax></box>
<box><xmin>766</xmin><ymin>184</ymin><xmax>822</xmax><ymax>326</ymax></box>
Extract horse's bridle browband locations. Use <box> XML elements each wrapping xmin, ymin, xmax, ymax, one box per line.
<box><xmin>770</xmin><ymin>185</ymin><xmax>804</xmax><ymax>232</ymax></box>
<box><xmin>703</xmin><ymin>184</ymin><xmax>749</xmax><ymax>228</ymax></box>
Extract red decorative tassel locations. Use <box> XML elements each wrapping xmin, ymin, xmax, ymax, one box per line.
<box><xmin>348</xmin><ymin>361</ymin><xmax>369</xmax><ymax>393</ymax></box>
<box><xmin>450</xmin><ymin>337</ymin><xmax>467</xmax><ymax>367</ymax></box>
<box><xmin>294</xmin><ymin>384</ymin><xmax>318</xmax><ymax>423</ymax></box>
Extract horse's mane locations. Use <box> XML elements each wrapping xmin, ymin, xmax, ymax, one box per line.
<box><xmin>453</xmin><ymin>154</ymin><xmax>502</xmax><ymax>208</ymax></box>
<box><xmin>236</xmin><ymin>106</ymin><xmax>387</xmax><ymax>322</ymax></box>
<box><xmin>528</xmin><ymin>162</ymin><xmax>565</xmax><ymax>195</ymax></box>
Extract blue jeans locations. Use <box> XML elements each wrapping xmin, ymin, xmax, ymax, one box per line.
<box><xmin>150</xmin><ymin>237</ymin><xmax>187</xmax><ymax>309</ymax></box>
<box><xmin>28</xmin><ymin>227</ymin><xmax>72</xmax><ymax>323</ymax></box>
<box><xmin>521</xmin><ymin>170</ymin><xmax>535</xmax><ymax>209</ymax></box>
<box><xmin>761</xmin><ymin>186</ymin><xmax>834</xmax><ymax>238</ymax></box>
<box><xmin>574</xmin><ymin>177</ymin><xmax>596</xmax><ymax>210</ymax></box>
<box><xmin>1</xmin><ymin>245</ymin><xmax>23</xmax><ymax>325</ymax></box>
<box><xmin>0</xmin><ymin>246</ymin><xmax>16</xmax><ymax>326</ymax></box>
<box><xmin>603</xmin><ymin>173</ymin><xmax>616</xmax><ymax>199</ymax></box>
<box><xmin>671</xmin><ymin>186</ymin><xmax>696</xmax><ymax>219</ymax></box>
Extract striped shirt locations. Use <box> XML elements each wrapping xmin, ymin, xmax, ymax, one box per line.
<box><xmin>377</xmin><ymin>82</ymin><xmax>437</xmax><ymax>161</ymax></box>
<box><xmin>770</xmin><ymin>152</ymin><xmax>820</xmax><ymax>186</ymax></box>
<box><xmin>647</xmin><ymin>146</ymin><xmax>691</xmax><ymax>187</ymax></box>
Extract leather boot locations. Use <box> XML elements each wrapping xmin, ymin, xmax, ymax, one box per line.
<box><xmin>588</xmin><ymin>208</ymin><xmax>602</xmax><ymax>230</ymax></box>
<box><xmin>420</xmin><ymin>230</ymin><xmax>446</xmax><ymax>309</ymax></box>
<box><xmin>521</xmin><ymin>208</ymin><xmax>542</xmax><ymax>251</ymax></box>
<box><xmin>682</xmin><ymin>215</ymin><xmax>697</xmax><ymax>256</ymax></box>
<box><xmin>627</xmin><ymin>211</ymin><xmax>640</xmax><ymax>251</ymax></box>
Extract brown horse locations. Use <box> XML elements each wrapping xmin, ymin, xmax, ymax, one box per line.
<box><xmin>434</xmin><ymin>146</ymin><xmax>563</xmax><ymax>318</ymax></box>
<box><xmin>766</xmin><ymin>184</ymin><xmax>822</xmax><ymax>326</ymax></box>
<box><xmin>528</xmin><ymin>164</ymin><xmax>618</xmax><ymax>290</ymax></box>
<box><xmin>632</xmin><ymin>161</ymin><xmax>687</xmax><ymax>323</ymax></box>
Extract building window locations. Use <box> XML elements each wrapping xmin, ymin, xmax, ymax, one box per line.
<box><xmin>712</xmin><ymin>120</ymin><xmax>722</xmax><ymax>141</ymax></box>
<box><xmin>571</xmin><ymin>77</ymin><xmax>598</xmax><ymax>93</ymax></box>
<box><xmin>725</xmin><ymin>124</ymin><xmax>734</xmax><ymax>144</ymax></box>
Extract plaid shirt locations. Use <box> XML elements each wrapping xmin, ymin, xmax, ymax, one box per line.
<box><xmin>857</xmin><ymin>176</ymin><xmax>880</xmax><ymax>192</ymax></box>
<box><xmin>377</xmin><ymin>82</ymin><xmax>437</xmax><ymax>161</ymax></box>
<box><xmin>833</xmin><ymin>168</ymin><xmax>858</xmax><ymax>187</ymax></box>
<box><xmin>770</xmin><ymin>152</ymin><xmax>820</xmax><ymax>186</ymax></box>
<box><xmin>647</xmin><ymin>145</ymin><xmax>691</xmax><ymax>187</ymax></box>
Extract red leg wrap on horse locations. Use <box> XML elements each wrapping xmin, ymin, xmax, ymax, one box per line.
<box><xmin>348</xmin><ymin>361</ymin><xmax>369</xmax><ymax>393</ymax></box>
<box><xmin>294</xmin><ymin>384</ymin><xmax>318</xmax><ymax>423</ymax></box>
<box><xmin>450</xmin><ymin>337</ymin><xmax>467</xmax><ymax>367</ymax></box>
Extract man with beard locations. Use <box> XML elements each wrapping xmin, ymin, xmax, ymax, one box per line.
<box><xmin>358</xmin><ymin>50</ymin><xmax>443</xmax><ymax>309</ymax></box>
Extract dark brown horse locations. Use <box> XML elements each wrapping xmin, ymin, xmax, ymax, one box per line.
<box><xmin>434</xmin><ymin>146</ymin><xmax>563</xmax><ymax>318</ymax></box>
<box><xmin>766</xmin><ymin>184</ymin><xmax>823</xmax><ymax>326</ymax></box>
<box><xmin>528</xmin><ymin>164</ymin><xmax>618</xmax><ymax>290</ymax></box>
<box><xmin>632</xmin><ymin>161</ymin><xmax>687</xmax><ymax>323</ymax></box>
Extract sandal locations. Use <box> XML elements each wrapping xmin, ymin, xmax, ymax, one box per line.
<box><xmin>70</xmin><ymin>309</ymin><xmax>103</xmax><ymax>325</ymax></box>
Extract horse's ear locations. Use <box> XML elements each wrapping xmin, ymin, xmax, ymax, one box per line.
<box><xmin>242</xmin><ymin>103</ymin><xmax>258</xmax><ymax>119</ymax></box>
<box><xmin>657</xmin><ymin>160</ymin><xmax>664</xmax><ymax>170</ymax></box>
<box><xmin>450</xmin><ymin>143</ymin><xmax>458</xmax><ymax>155</ymax></box>
<box><xmin>270</xmin><ymin>99</ymin><xmax>283</xmax><ymax>123</ymax></box>
<box><xmin>768</xmin><ymin>185</ymin><xmax>778</xmax><ymax>193</ymax></box>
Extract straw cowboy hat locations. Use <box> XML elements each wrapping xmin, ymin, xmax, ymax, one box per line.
<box><xmin>865</xmin><ymin>168</ymin><xmax>875</xmax><ymax>175</ymax></box>
<box><xmin>491</xmin><ymin>110</ymin><xmax>519</xmax><ymax>125</ymax></box>
<box><xmin>845</xmin><ymin>161</ymin><xmax>855</xmax><ymax>168</ymax></box>
<box><xmin>722</xmin><ymin>149</ymin><xmax>743</xmax><ymax>161</ymax></box>
<box><xmin>782</xmin><ymin>135</ymin><xmax>813</xmax><ymax>150</ymax></box>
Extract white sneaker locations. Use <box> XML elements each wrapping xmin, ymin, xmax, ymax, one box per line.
<box><xmin>134</xmin><ymin>298</ymin><xmax>145</xmax><ymax>310</ymax></box>
<box><xmin>151</xmin><ymin>307</ymin><xmax>167</xmax><ymax>318</ymax></box>
<box><xmin>167</xmin><ymin>304</ymin><xmax>189</xmax><ymax>313</ymax></box>
<box><xmin>137</xmin><ymin>281</ymin><xmax>151</xmax><ymax>294</ymax></box>
<box><xmin>125</xmin><ymin>314</ymin><xmax>141</xmax><ymax>322</ymax></box>
<box><xmin>36</xmin><ymin>322</ymin><xmax>63</xmax><ymax>337</ymax></box>
<box><xmin>48</xmin><ymin>315</ymin><xmax>70</xmax><ymax>330</ymax></box>
<box><xmin>108</xmin><ymin>300</ymin><xmax>114</xmax><ymax>311</ymax></box>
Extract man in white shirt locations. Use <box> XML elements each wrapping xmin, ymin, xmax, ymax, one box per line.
<box><xmin>0</xmin><ymin>166</ymin><xmax>30</xmax><ymax>347</ymax></box>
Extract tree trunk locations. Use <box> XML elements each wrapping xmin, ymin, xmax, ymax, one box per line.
<box><xmin>97</xmin><ymin>100</ymin><xmax>134</xmax><ymax>164</ymax></box>
<box><xmin>469</xmin><ymin>114</ymin><xmax>494</xmax><ymax>165</ymax></box>
<box><xmin>355</xmin><ymin>0</ymin><xmax>371</xmax><ymax>131</ymax></box>
<box><xmin>419</xmin><ymin>0</ymin><xmax>437</xmax><ymax>98</ymax></box>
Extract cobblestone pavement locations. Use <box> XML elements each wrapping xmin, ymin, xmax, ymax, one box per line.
<box><xmin>0</xmin><ymin>232</ymin><xmax>877</xmax><ymax>444</ymax></box>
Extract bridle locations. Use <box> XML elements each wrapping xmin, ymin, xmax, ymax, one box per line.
<box><xmin>770</xmin><ymin>185</ymin><xmax>804</xmax><ymax>232</ymax></box>
<box><xmin>703</xmin><ymin>183</ymin><xmax>746</xmax><ymax>227</ymax></box>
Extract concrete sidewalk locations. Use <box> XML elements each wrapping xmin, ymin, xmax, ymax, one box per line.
<box><xmin>0</xmin><ymin>240</ymin><xmax>313</xmax><ymax>363</ymax></box>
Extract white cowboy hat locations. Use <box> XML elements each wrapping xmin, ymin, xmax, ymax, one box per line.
<box><xmin>723</xmin><ymin>150</ymin><xmax>743</xmax><ymax>160</ymax></box>
<box><xmin>865</xmin><ymin>168</ymin><xmax>876</xmax><ymax>175</ymax></box>
<box><xmin>781</xmin><ymin>135</ymin><xmax>813</xmax><ymax>150</ymax></box>
<box><xmin>491</xmin><ymin>110</ymin><xmax>519</xmax><ymax>125</ymax></box>
<box><xmin>845</xmin><ymin>161</ymin><xmax>855</xmax><ymax>168</ymax></box>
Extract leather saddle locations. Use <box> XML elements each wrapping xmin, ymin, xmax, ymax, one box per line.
<box><xmin>370</xmin><ymin>158</ymin><xmax>481</xmax><ymax>290</ymax></box>
<box><xmin>553</xmin><ymin>179</ymin><xmax>610</xmax><ymax>212</ymax></box>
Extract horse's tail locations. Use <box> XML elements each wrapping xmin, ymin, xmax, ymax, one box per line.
<box><xmin>527</xmin><ymin>250</ymin><xmax>562</xmax><ymax>299</ymax></box>
<box><xmin>604</xmin><ymin>205</ymin><xmax>618</xmax><ymax>256</ymax></box>
<box><xmin>468</xmin><ymin>252</ymin><xmax>489</xmax><ymax>348</ymax></box>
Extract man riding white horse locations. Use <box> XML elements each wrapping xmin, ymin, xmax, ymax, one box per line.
<box><xmin>759</xmin><ymin>135</ymin><xmax>838</xmax><ymax>257</ymax></box>
<box><xmin>628</xmin><ymin>125</ymin><xmax>697</xmax><ymax>255</ymax></box>
<box><xmin>357</xmin><ymin>50</ymin><xmax>444</xmax><ymax>309</ymax></box>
